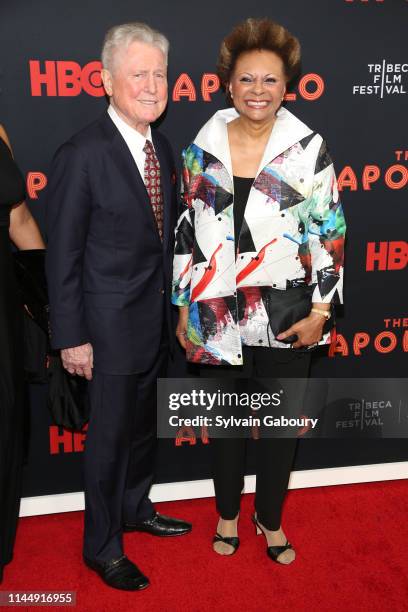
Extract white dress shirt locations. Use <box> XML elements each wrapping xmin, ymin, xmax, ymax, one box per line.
<box><xmin>107</xmin><ymin>104</ymin><xmax>153</xmax><ymax>185</ymax></box>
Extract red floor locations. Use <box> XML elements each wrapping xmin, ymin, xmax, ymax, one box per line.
<box><xmin>2</xmin><ymin>480</ymin><xmax>408</xmax><ymax>611</ymax></box>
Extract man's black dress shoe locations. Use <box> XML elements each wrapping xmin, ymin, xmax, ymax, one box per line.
<box><xmin>124</xmin><ymin>512</ymin><xmax>192</xmax><ymax>537</ymax></box>
<box><xmin>83</xmin><ymin>555</ymin><xmax>149</xmax><ymax>591</ymax></box>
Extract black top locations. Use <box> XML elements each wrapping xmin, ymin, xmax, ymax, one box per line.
<box><xmin>0</xmin><ymin>137</ymin><xmax>26</xmax><ymax>227</ymax></box>
<box><xmin>233</xmin><ymin>176</ymin><xmax>254</xmax><ymax>251</ymax></box>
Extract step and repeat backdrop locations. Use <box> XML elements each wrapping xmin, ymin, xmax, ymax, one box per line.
<box><xmin>0</xmin><ymin>0</ymin><xmax>407</xmax><ymax>498</ymax></box>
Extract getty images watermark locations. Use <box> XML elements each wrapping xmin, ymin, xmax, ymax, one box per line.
<box><xmin>157</xmin><ymin>378</ymin><xmax>408</xmax><ymax>439</ymax></box>
<box><xmin>167</xmin><ymin>388</ymin><xmax>318</xmax><ymax>432</ymax></box>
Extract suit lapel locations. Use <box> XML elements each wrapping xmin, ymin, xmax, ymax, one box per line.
<box><xmin>102</xmin><ymin>113</ymin><xmax>162</xmax><ymax>243</ymax></box>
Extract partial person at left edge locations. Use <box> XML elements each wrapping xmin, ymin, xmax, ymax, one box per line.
<box><xmin>0</xmin><ymin>124</ymin><xmax>45</xmax><ymax>584</ymax></box>
<box><xmin>45</xmin><ymin>22</ymin><xmax>191</xmax><ymax>592</ymax></box>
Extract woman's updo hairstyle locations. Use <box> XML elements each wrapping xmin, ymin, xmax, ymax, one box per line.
<box><xmin>217</xmin><ymin>17</ymin><xmax>301</xmax><ymax>105</ymax></box>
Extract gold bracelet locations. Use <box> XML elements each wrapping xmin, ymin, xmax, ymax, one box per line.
<box><xmin>311</xmin><ymin>307</ymin><xmax>331</xmax><ymax>320</ymax></box>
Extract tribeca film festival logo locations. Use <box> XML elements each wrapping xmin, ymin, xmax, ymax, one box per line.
<box><xmin>335</xmin><ymin>394</ymin><xmax>408</xmax><ymax>434</ymax></box>
<box><xmin>336</xmin><ymin>398</ymin><xmax>387</xmax><ymax>431</ymax></box>
<box><xmin>28</xmin><ymin>60</ymin><xmax>325</xmax><ymax>102</ymax></box>
<box><xmin>353</xmin><ymin>61</ymin><xmax>408</xmax><ymax>97</ymax></box>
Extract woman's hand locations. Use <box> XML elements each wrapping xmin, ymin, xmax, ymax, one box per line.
<box><xmin>176</xmin><ymin>306</ymin><xmax>189</xmax><ymax>350</ymax></box>
<box><xmin>277</xmin><ymin>312</ymin><xmax>326</xmax><ymax>349</ymax></box>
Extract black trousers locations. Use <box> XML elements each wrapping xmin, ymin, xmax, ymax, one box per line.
<box><xmin>83</xmin><ymin>328</ymin><xmax>168</xmax><ymax>563</ymax></box>
<box><xmin>201</xmin><ymin>346</ymin><xmax>311</xmax><ymax>531</ymax></box>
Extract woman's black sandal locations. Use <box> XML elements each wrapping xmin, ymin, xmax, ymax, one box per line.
<box><xmin>252</xmin><ymin>515</ymin><xmax>294</xmax><ymax>564</ymax></box>
<box><xmin>213</xmin><ymin>532</ymin><xmax>240</xmax><ymax>555</ymax></box>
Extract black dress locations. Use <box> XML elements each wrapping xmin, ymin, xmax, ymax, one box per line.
<box><xmin>0</xmin><ymin>136</ymin><xmax>26</xmax><ymax>581</ymax></box>
<box><xmin>232</xmin><ymin>176</ymin><xmax>253</xmax><ymax>250</ymax></box>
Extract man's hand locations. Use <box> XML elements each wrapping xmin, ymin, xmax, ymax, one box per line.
<box><xmin>176</xmin><ymin>306</ymin><xmax>189</xmax><ymax>350</ymax></box>
<box><xmin>61</xmin><ymin>343</ymin><xmax>94</xmax><ymax>380</ymax></box>
<box><xmin>277</xmin><ymin>312</ymin><xmax>326</xmax><ymax>349</ymax></box>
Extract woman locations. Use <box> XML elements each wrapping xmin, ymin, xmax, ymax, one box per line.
<box><xmin>172</xmin><ymin>18</ymin><xmax>345</xmax><ymax>564</ymax></box>
<box><xmin>0</xmin><ymin>124</ymin><xmax>44</xmax><ymax>582</ymax></box>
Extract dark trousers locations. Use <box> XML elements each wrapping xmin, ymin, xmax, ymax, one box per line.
<box><xmin>201</xmin><ymin>346</ymin><xmax>311</xmax><ymax>531</ymax></box>
<box><xmin>83</xmin><ymin>329</ymin><xmax>168</xmax><ymax>562</ymax></box>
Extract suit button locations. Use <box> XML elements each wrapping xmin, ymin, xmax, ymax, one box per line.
<box><xmin>159</xmin><ymin>288</ymin><xmax>165</xmax><ymax>294</ymax></box>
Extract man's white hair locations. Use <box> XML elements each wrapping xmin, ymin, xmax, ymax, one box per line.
<box><xmin>101</xmin><ymin>22</ymin><xmax>169</xmax><ymax>72</ymax></box>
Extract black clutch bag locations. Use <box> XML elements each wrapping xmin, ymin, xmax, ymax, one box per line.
<box><xmin>260</xmin><ymin>284</ymin><xmax>335</xmax><ymax>345</ymax></box>
<box><xmin>47</xmin><ymin>352</ymin><xmax>90</xmax><ymax>430</ymax></box>
<box><xmin>13</xmin><ymin>249</ymin><xmax>90</xmax><ymax>430</ymax></box>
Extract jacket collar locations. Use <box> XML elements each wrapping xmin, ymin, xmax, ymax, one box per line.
<box><xmin>107</xmin><ymin>103</ymin><xmax>152</xmax><ymax>156</ymax></box>
<box><xmin>193</xmin><ymin>106</ymin><xmax>313</xmax><ymax>178</ymax></box>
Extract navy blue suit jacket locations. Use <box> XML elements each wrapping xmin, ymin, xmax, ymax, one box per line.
<box><xmin>46</xmin><ymin>111</ymin><xmax>176</xmax><ymax>374</ymax></box>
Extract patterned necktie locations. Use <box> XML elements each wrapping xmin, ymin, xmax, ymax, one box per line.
<box><xmin>143</xmin><ymin>139</ymin><xmax>164</xmax><ymax>241</ymax></box>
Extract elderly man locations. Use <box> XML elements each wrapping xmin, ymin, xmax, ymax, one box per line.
<box><xmin>46</xmin><ymin>23</ymin><xmax>191</xmax><ymax>591</ymax></box>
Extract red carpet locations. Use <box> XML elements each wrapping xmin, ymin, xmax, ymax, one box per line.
<box><xmin>2</xmin><ymin>480</ymin><xmax>407</xmax><ymax>611</ymax></box>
